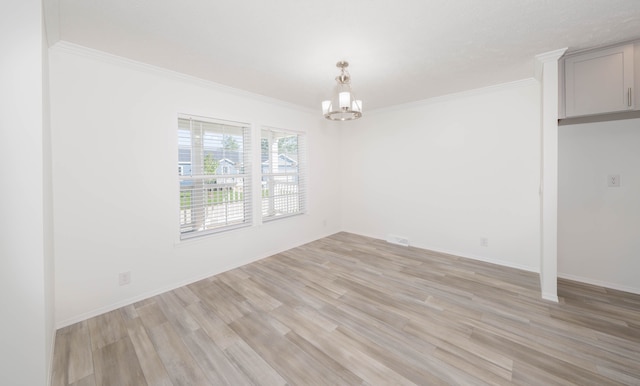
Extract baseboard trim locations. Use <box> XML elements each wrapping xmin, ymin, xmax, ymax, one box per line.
<box><xmin>424</xmin><ymin>246</ymin><xmax>539</xmax><ymax>274</ymax></box>
<box><xmin>558</xmin><ymin>273</ymin><xmax>640</xmax><ymax>295</ymax></box>
<box><xmin>55</xmin><ymin>231</ymin><xmax>338</xmax><ymax>329</ymax></box>
<box><xmin>541</xmin><ymin>293</ymin><xmax>559</xmax><ymax>302</ymax></box>
<box><xmin>350</xmin><ymin>231</ymin><xmax>539</xmax><ymax>274</ymax></box>
<box><xmin>47</xmin><ymin>327</ymin><xmax>56</xmax><ymax>386</ymax></box>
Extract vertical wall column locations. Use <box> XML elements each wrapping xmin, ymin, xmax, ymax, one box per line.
<box><xmin>0</xmin><ymin>0</ymin><xmax>53</xmax><ymax>384</ymax></box>
<box><xmin>535</xmin><ymin>48</ymin><xmax>567</xmax><ymax>302</ymax></box>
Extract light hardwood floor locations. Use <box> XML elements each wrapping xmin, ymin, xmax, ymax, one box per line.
<box><xmin>52</xmin><ymin>232</ymin><xmax>640</xmax><ymax>385</ymax></box>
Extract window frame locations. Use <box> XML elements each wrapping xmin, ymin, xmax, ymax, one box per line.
<box><xmin>178</xmin><ymin>114</ymin><xmax>252</xmax><ymax>240</ymax></box>
<box><xmin>260</xmin><ymin>126</ymin><xmax>307</xmax><ymax>222</ymax></box>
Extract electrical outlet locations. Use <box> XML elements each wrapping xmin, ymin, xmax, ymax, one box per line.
<box><xmin>480</xmin><ymin>237</ymin><xmax>489</xmax><ymax>247</ymax></box>
<box><xmin>608</xmin><ymin>174</ymin><xmax>620</xmax><ymax>187</ymax></box>
<box><xmin>118</xmin><ymin>271</ymin><xmax>131</xmax><ymax>286</ymax></box>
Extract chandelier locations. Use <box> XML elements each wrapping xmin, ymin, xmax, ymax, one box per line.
<box><xmin>322</xmin><ymin>61</ymin><xmax>363</xmax><ymax>121</ymax></box>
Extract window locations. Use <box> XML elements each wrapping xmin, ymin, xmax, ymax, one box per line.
<box><xmin>178</xmin><ymin>115</ymin><xmax>252</xmax><ymax>239</ymax></box>
<box><xmin>261</xmin><ymin>128</ymin><xmax>306</xmax><ymax>220</ymax></box>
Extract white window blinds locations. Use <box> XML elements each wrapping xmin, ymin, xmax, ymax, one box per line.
<box><xmin>178</xmin><ymin>116</ymin><xmax>252</xmax><ymax>239</ymax></box>
<box><xmin>261</xmin><ymin>127</ymin><xmax>306</xmax><ymax>220</ymax></box>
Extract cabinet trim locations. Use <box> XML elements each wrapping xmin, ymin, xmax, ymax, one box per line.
<box><xmin>563</xmin><ymin>43</ymin><xmax>635</xmax><ymax>118</ymax></box>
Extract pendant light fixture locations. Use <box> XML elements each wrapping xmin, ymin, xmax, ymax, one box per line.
<box><xmin>322</xmin><ymin>61</ymin><xmax>363</xmax><ymax>121</ymax></box>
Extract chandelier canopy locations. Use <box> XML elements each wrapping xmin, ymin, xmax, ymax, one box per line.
<box><xmin>322</xmin><ymin>61</ymin><xmax>362</xmax><ymax>121</ymax></box>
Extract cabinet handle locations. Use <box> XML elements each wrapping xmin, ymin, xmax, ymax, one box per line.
<box><xmin>629</xmin><ymin>88</ymin><xmax>633</xmax><ymax>107</ymax></box>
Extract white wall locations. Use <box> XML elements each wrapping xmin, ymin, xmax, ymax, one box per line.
<box><xmin>50</xmin><ymin>43</ymin><xmax>341</xmax><ymax>326</ymax></box>
<box><xmin>0</xmin><ymin>1</ymin><xmax>54</xmax><ymax>385</ymax></box>
<box><xmin>559</xmin><ymin>118</ymin><xmax>640</xmax><ymax>294</ymax></box>
<box><xmin>340</xmin><ymin>80</ymin><xmax>542</xmax><ymax>271</ymax></box>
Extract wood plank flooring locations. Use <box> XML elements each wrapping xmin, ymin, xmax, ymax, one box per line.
<box><xmin>51</xmin><ymin>232</ymin><xmax>640</xmax><ymax>385</ymax></box>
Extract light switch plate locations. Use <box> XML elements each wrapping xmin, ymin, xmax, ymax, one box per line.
<box><xmin>608</xmin><ymin>174</ymin><xmax>620</xmax><ymax>187</ymax></box>
<box><xmin>119</xmin><ymin>271</ymin><xmax>131</xmax><ymax>286</ymax></box>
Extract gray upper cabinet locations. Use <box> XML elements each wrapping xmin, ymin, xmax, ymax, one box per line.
<box><xmin>563</xmin><ymin>44</ymin><xmax>635</xmax><ymax>118</ymax></box>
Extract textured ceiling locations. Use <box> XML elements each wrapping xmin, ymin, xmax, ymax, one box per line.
<box><xmin>48</xmin><ymin>0</ymin><xmax>640</xmax><ymax>111</ymax></box>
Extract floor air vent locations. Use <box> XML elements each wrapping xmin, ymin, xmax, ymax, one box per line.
<box><xmin>386</xmin><ymin>234</ymin><xmax>410</xmax><ymax>247</ymax></box>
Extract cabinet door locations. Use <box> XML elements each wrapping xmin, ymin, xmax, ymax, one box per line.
<box><xmin>565</xmin><ymin>44</ymin><xmax>634</xmax><ymax>117</ymax></box>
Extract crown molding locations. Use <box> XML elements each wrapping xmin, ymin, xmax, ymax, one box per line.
<box><xmin>535</xmin><ymin>48</ymin><xmax>568</xmax><ymax>63</ymax></box>
<box><xmin>534</xmin><ymin>48</ymin><xmax>568</xmax><ymax>81</ymax></box>
<box><xmin>367</xmin><ymin>78</ymin><xmax>538</xmax><ymax>116</ymax></box>
<box><xmin>49</xmin><ymin>41</ymin><xmax>316</xmax><ymax>115</ymax></box>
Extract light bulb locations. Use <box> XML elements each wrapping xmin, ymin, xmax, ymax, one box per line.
<box><xmin>339</xmin><ymin>92</ymin><xmax>350</xmax><ymax>109</ymax></box>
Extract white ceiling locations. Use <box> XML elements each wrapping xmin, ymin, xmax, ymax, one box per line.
<box><xmin>47</xmin><ymin>0</ymin><xmax>640</xmax><ymax>111</ymax></box>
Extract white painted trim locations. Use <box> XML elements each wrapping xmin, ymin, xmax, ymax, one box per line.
<box><xmin>411</xmin><ymin>244</ymin><xmax>539</xmax><ymax>274</ymax></box>
<box><xmin>558</xmin><ymin>273</ymin><xmax>640</xmax><ymax>296</ymax></box>
<box><xmin>541</xmin><ymin>293</ymin><xmax>559</xmax><ymax>302</ymax></box>
<box><xmin>535</xmin><ymin>47</ymin><xmax>569</xmax><ymax>83</ymax></box>
<box><xmin>49</xmin><ymin>42</ymin><xmax>538</xmax><ymax>119</ymax></box>
<box><xmin>49</xmin><ymin>41</ymin><xmax>316</xmax><ymax>115</ymax></box>
<box><xmin>43</xmin><ymin>0</ymin><xmax>60</xmax><ymax>46</ymax></box>
<box><xmin>562</xmin><ymin>38</ymin><xmax>640</xmax><ymax>57</ymax></box>
<box><xmin>55</xmin><ymin>231</ymin><xmax>335</xmax><ymax>329</ymax></box>
<box><xmin>349</xmin><ymin>231</ymin><xmax>539</xmax><ymax>273</ymax></box>
<box><xmin>535</xmin><ymin>48</ymin><xmax>569</xmax><ymax>63</ymax></box>
<box><xmin>56</xmin><ymin>228</ymin><xmax>543</xmax><ymax>328</ymax></box>
<box><xmin>47</xmin><ymin>329</ymin><xmax>56</xmax><ymax>386</ymax></box>
<box><xmin>536</xmin><ymin>47</ymin><xmax>568</xmax><ymax>303</ymax></box>
<box><xmin>369</xmin><ymin>78</ymin><xmax>538</xmax><ymax>115</ymax></box>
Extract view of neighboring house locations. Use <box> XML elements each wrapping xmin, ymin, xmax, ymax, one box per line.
<box><xmin>261</xmin><ymin>153</ymin><xmax>298</xmax><ymax>176</ymax></box>
<box><xmin>177</xmin><ymin>124</ymin><xmax>304</xmax><ymax>236</ymax></box>
<box><xmin>178</xmin><ymin>149</ymin><xmax>243</xmax><ymax>178</ymax></box>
